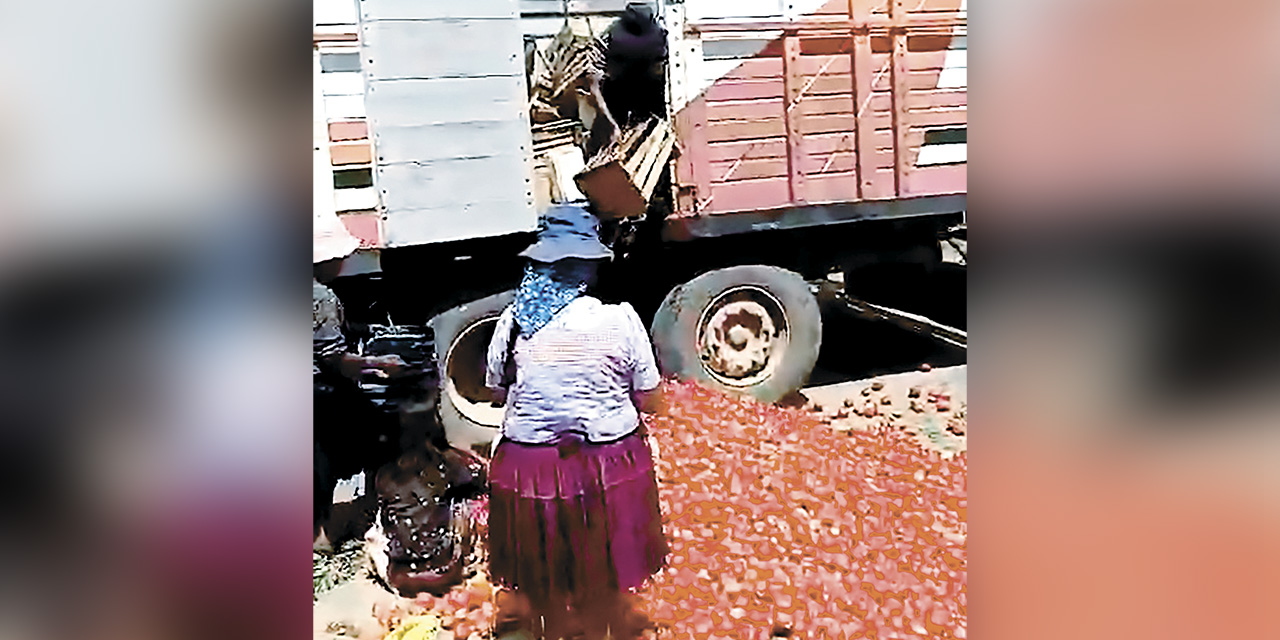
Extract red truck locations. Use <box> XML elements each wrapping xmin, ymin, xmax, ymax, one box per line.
<box><xmin>313</xmin><ymin>0</ymin><xmax>966</xmax><ymax>450</ymax></box>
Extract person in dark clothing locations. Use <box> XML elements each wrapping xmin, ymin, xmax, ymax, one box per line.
<box><xmin>583</xmin><ymin>4</ymin><xmax>669</xmax><ymax>157</ymax></box>
<box><xmin>373</xmin><ymin>444</ymin><xmax>488</xmax><ymax>597</ymax></box>
<box><xmin>313</xmin><ymin>260</ymin><xmax>408</xmax><ymax>551</ymax></box>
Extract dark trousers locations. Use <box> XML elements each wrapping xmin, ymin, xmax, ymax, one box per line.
<box><xmin>313</xmin><ymin>375</ymin><xmax>397</xmax><ymax>532</ymax></box>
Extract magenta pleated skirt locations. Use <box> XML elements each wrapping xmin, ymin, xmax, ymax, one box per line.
<box><xmin>487</xmin><ymin>430</ymin><xmax>668</xmax><ymax>600</ymax></box>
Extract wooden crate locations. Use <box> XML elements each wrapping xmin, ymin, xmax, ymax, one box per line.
<box><xmin>574</xmin><ymin>118</ymin><xmax>676</xmax><ymax>220</ymax></box>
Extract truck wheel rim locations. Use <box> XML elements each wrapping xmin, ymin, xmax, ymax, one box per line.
<box><xmin>443</xmin><ymin>317</ymin><xmax>505</xmax><ymax>428</ymax></box>
<box><xmin>696</xmin><ymin>285</ymin><xmax>790</xmax><ymax>388</ymax></box>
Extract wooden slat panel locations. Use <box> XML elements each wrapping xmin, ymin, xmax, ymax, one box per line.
<box><xmin>804</xmin><ymin>173</ymin><xmax>859</xmax><ymax>203</ymax></box>
<box><xmin>705</xmin><ymin>177</ymin><xmax>792</xmax><ymax>213</ymax></box>
<box><xmin>783</xmin><ymin>34</ymin><xmax>807</xmax><ymax>203</ymax></box>
<box><xmin>795</xmin><ymin>94</ymin><xmax>853</xmax><ymax>116</ymax></box>
<box><xmin>706</xmin><ymin>118</ymin><xmax>789</xmax><ymax>143</ymax></box>
<box><xmin>800</xmin><ymin>112</ymin><xmax>856</xmax><ymax>135</ymax></box>
<box><xmin>891</xmin><ymin>29</ymin><xmax>909</xmax><ymax>195</ymax></box>
<box><xmin>705</xmin><ymin>98</ymin><xmax>785</xmax><ymax>121</ymax></box>
<box><xmin>797</xmin><ymin>74</ymin><xmax>855</xmax><ymax>96</ymax></box>
<box><xmin>906</xmin><ymin>69</ymin><xmax>957</xmax><ymax>90</ymax></box>
<box><xmin>858</xmin><ymin>92</ymin><xmax>893</xmax><ymax>115</ymax></box>
<box><xmin>904</xmin><ymin>89</ymin><xmax>966</xmax><ymax>110</ymax></box>
<box><xmin>705</xmin><ymin>137</ymin><xmax>789</xmax><ymax>162</ymax></box>
<box><xmin>797</xmin><ymin>55</ymin><xmax>852</xmax><ymax>76</ymax></box>
<box><xmin>803</xmin><ymin>132</ymin><xmax>857</xmax><ymax>154</ymax></box>
<box><xmin>853</xmin><ymin>31</ymin><xmax>890</xmax><ymax>198</ymax></box>
<box><xmin>902</xmin><ymin>107</ymin><xmax>966</xmax><ymax>128</ymax></box>
<box><xmin>906</xmin><ymin>49</ymin><xmax>957</xmax><ymax>72</ymax></box>
<box><xmin>704</xmin><ymin>78</ymin><xmax>786</xmax><ymax>102</ymax></box>
<box><xmin>903</xmin><ymin>163</ymin><xmax>965</xmax><ymax>196</ymax></box>
<box><xmin>674</xmin><ymin>97</ymin><xmax>711</xmax><ymax>211</ymax></box>
<box><xmin>721</xmin><ymin>58</ymin><xmax>786</xmax><ymax>80</ymax></box>
<box><xmin>802</xmin><ymin>151</ymin><xmax>857</xmax><ymax>174</ymax></box>
<box><xmin>709</xmin><ymin>157</ymin><xmax>790</xmax><ymax>182</ymax></box>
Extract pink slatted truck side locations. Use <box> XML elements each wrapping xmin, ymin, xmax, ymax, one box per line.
<box><xmin>666</xmin><ymin>0</ymin><xmax>965</xmax><ymax>240</ymax></box>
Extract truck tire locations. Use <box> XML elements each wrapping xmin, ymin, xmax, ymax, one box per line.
<box><xmin>428</xmin><ymin>290</ymin><xmax>515</xmax><ymax>455</ymax></box>
<box><xmin>651</xmin><ymin>265</ymin><xmax>822</xmax><ymax>404</ymax></box>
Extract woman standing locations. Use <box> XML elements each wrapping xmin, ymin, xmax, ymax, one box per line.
<box><xmin>484</xmin><ymin>204</ymin><xmax>667</xmax><ymax>639</ymax></box>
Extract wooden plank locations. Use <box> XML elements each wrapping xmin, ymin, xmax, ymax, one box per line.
<box><xmin>704</xmin><ymin>78</ymin><xmax>786</xmax><ymax>102</ymax></box>
<box><xmin>705</xmin><ymin>118</ymin><xmax>788</xmax><ymax>143</ymax></box>
<box><xmin>852</xmin><ymin>29</ymin><xmax>881</xmax><ymax>198</ymax></box>
<box><xmin>903</xmin><ymin>163</ymin><xmax>966</xmax><ymax>197</ymax></box>
<box><xmin>639</xmin><ymin>132</ymin><xmax>676</xmax><ymax>199</ymax></box>
<box><xmin>709</xmin><ymin>157</ymin><xmax>790</xmax><ymax>182</ymax></box>
<box><xmin>800</xmin><ymin>112</ymin><xmax>856</xmax><ymax>135</ymax></box>
<box><xmin>673</xmin><ymin>97</ymin><xmax>710</xmax><ymax>213</ymax></box>
<box><xmin>803</xmin><ymin>132</ymin><xmax>857</xmax><ymax>154</ymax></box>
<box><xmin>904</xmin><ymin>89</ymin><xmax>966</xmax><ymax>110</ymax></box>
<box><xmin>720</xmin><ymin>58</ymin><xmax>786</xmax><ymax>80</ymax></box>
<box><xmin>891</xmin><ymin>28</ymin><xmax>909</xmax><ymax>197</ymax></box>
<box><xmin>705</xmin><ymin>98</ymin><xmax>785</xmax><ymax>122</ymax></box>
<box><xmin>797</xmin><ymin>73</ymin><xmax>856</xmax><ymax>96</ymax></box>
<box><xmin>795</xmin><ymin>94</ymin><xmax>854</xmax><ymax>116</ymax></box>
<box><xmin>901</xmin><ymin>107</ymin><xmax>967</xmax><ymax>128</ymax></box>
<box><xmin>624</xmin><ymin>121</ymin><xmax>660</xmax><ymax>177</ymax></box>
<box><xmin>783</xmin><ymin>33</ymin><xmax>807</xmax><ymax>203</ymax></box>
<box><xmin>797</xmin><ymin>54</ymin><xmax>853</xmax><ymax>76</ymax></box>
<box><xmin>705</xmin><ymin>137</ymin><xmax>788</xmax><ymax>163</ymax></box>
<box><xmin>705</xmin><ymin>177</ymin><xmax>792</xmax><ymax>213</ymax></box>
<box><xmin>804</xmin><ymin>173</ymin><xmax>859</xmax><ymax>203</ymax></box>
<box><xmin>801</xmin><ymin>150</ymin><xmax>857</xmax><ymax>175</ymax></box>
<box><xmin>634</xmin><ymin>124</ymin><xmax>670</xmax><ymax>186</ymax></box>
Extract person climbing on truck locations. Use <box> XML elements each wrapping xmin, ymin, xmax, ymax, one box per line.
<box><xmin>582</xmin><ymin>3</ymin><xmax>669</xmax><ymax>157</ymax></box>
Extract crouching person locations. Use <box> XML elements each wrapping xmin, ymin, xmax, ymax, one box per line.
<box><xmin>368</xmin><ymin>443</ymin><xmax>488</xmax><ymax>598</ymax></box>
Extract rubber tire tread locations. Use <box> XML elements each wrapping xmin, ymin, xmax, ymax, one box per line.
<box><xmin>651</xmin><ymin>265</ymin><xmax>822</xmax><ymax>404</ymax></box>
<box><xmin>428</xmin><ymin>289</ymin><xmax>516</xmax><ymax>453</ymax></box>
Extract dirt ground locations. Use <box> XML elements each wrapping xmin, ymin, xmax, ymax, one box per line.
<box><xmin>803</xmin><ymin>365</ymin><xmax>967</xmax><ymax>457</ymax></box>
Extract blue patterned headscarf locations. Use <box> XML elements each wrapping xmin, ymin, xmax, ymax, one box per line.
<box><xmin>512</xmin><ymin>259</ymin><xmax>599</xmax><ymax>336</ymax></box>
